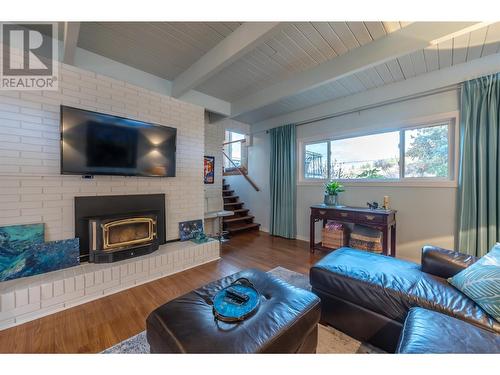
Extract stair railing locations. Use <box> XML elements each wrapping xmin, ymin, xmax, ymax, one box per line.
<box><xmin>222</xmin><ymin>139</ymin><xmax>260</xmax><ymax>192</ymax></box>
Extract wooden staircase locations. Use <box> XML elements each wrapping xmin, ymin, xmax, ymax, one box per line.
<box><xmin>222</xmin><ymin>179</ymin><xmax>260</xmax><ymax>235</ymax></box>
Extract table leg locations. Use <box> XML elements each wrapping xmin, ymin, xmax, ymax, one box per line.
<box><xmin>391</xmin><ymin>224</ymin><xmax>397</xmax><ymax>257</ymax></box>
<box><xmin>382</xmin><ymin>227</ymin><xmax>388</xmax><ymax>256</ymax></box>
<box><xmin>219</xmin><ymin>216</ymin><xmax>230</xmax><ymax>243</ymax></box>
<box><xmin>218</xmin><ymin>216</ymin><xmax>223</xmax><ymax>243</ymax></box>
<box><xmin>310</xmin><ymin>215</ymin><xmax>315</xmax><ymax>253</ymax></box>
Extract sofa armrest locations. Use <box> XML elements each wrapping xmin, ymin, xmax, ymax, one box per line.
<box><xmin>421</xmin><ymin>245</ymin><xmax>478</xmax><ymax>279</ymax></box>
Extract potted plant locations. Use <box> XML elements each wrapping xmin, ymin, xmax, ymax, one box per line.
<box><xmin>324</xmin><ymin>181</ymin><xmax>345</xmax><ymax>206</ymax></box>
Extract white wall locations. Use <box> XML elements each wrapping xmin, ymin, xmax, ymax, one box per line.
<box><xmin>0</xmin><ymin>60</ymin><xmax>205</xmax><ymax>243</ymax></box>
<box><xmin>244</xmin><ymin>89</ymin><xmax>460</xmax><ymax>263</ymax></box>
<box><xmin>297</xmin><ymin>186</ymin><xmax>456</xmax><ymax>262</ymax></box>
<box><xmin>203</xmin><ymin>113</ymin><xmax>224</xmax><ymax>235</ymax></box>
<box><xmin>204</xmin><ymin>113</ymin><xmax>224</xmax><ymax>203</ymax></box>
<box><xmin>208</xmin><ymin>118</ymin><xmax>272</xmax><ymax>230</ymax></box>
<box><xmin>226</xmin><ymin>129</ymin><xmax>271</xmax><ymax>232</ymax></box>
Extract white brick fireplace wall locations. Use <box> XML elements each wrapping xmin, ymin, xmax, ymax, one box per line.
<box><xmin>0</xmin><ymin>61</ymin><xmax>205</xmax><ymax>241</ymax></box>
<box><xmin>0</xmin><ymin>60</ymin><xmax>220</xmax><ymax>329</ymax></box>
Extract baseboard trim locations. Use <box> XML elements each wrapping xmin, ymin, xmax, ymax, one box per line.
<box><xmin>296</xmin><ymin>234</ymin><xmax>309</xmax><ymax>242</ymax></box>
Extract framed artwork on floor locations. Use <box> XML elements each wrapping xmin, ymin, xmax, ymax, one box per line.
<box><xmin>0</xmin><ymin>223</ymin><xmax>80</xmax><ymax>282</ymax></box>
<box><xmin>0</xmin><ymin>223</ymin><xmax>45</xmax><ymax>281</ymax></box>
<box><xmin>179</xmin><ymin>219</ymin><xmax>204</xmax><ymax>241</ymax></box>
<box><xmin>204</xmin><ymin>155</ymin><xmax>215</xmax><ymax>184</ymax></box>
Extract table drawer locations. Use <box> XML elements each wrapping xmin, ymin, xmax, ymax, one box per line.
<box><xmin>333</xmin><ymin>211</ymin><xmax>355</xmax><ymax>220</ymax></box>
<box><xmin>355</xmin><ymin>212</ymin><xmax>387</xmax><ymax>224</ymax></box>
<box><xmin>311</xmin><ymin>208</ymin><xmax>330</xmax><ymax>219</ymax></box>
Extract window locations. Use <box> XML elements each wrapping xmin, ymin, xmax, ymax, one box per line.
<box><xmin>404</xmin><ymin>125</ymin><xmax>449</xmax><ymax>178</ymax></box>
<box><xmin>304</xmin><ymin>142</ymin><xmax>328</xmax><ymax>179</ymax></box>
<box><xmin>224</xmin><ymin>130</ymin><xmax>246</xmax><ymax>169</ymax></box>
<box><xmin>330</xmin><ymin>131</ymin><xmax>400</xmax><ymax>179</ymax></box>
<box><xmin>302</xmin><ymin>121</ymin><xmax>453</xmax><ymax>182</ymax></box>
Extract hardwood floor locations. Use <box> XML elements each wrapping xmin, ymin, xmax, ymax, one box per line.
<box><xmin>0</xmin><ymin>232</ymin><xmax>324</xmax><ymax>353</ymax></box>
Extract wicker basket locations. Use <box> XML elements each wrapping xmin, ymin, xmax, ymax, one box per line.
<box><xmin>322</xmin><ymin>227</ymin><xmax>348</xmax><ymax>249</ymax></box>
<box><xmin>349</xmin><ymin>238</ymin><xmax>383</xmax><ymax>253</ymax></box>
<box><xmin>349</xmin><ymin>224</ymin><xmax>383</xmax><ymax>253</ymax></box>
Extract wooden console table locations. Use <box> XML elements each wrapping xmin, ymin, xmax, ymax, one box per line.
<box><xmin>310</xmin><ymin>204</ymin><xmax>397</xmax><ymax>256</ymax></box>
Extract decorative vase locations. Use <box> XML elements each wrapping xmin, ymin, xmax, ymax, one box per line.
<box><xmin>324</xmin><ymin>194</ymin><xmax>338</xmax><ymax>206</ymax></box>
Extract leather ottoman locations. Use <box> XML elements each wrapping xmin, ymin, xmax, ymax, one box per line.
<box><xmin>146</xmin><ymin>268</ymin><xmax>321</xmax><ymax>353</ymax></box>
<box><xmin>397</xmin><ymin>307</ymin><xmax>500</xmax><ymax>353</ymax></box>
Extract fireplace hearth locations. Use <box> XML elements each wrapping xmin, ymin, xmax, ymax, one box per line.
<box><xmin>75</xmin><ymin>194</ymin><xmax>166</xmax><ymax>263</ymax></box>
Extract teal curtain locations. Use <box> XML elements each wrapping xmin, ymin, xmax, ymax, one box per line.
<box><xmin>458</xmin><ymin>73</ymin><xmax>500</xmax><ymax>257</ymax></box>
<box><xmin>269</xmin><ymin>124</ymin><xmax>296</xmax><ymax>239</ymax></box>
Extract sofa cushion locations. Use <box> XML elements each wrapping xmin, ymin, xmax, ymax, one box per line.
<box><xmin>421</xmin><ymin>245</ymin><xmax>477</xmax><ymax>279</ymax></box>
<box><xmin>449</xmin><ymin>244</ymin><xmax>500</xmax><ymax>323</ymax></box>
<box><xmin>146</xmin><ymin>268</ymin><xmax>321</xmax><ymax>353</ymax></box>
<box><xmin>310</xmin><ymin>248</ymin><xmax>500</xmax><ymax>333</ymax></box>
<box><xmin>397</xmin><ymin>307</ymin><xmax>500</xmax><ymax>353</ymax></box>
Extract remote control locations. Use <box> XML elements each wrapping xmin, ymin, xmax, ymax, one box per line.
<box><xmin>225</xmin><ymin>287</ymin><xmax>249</xmax><ymax>303</ymax></box>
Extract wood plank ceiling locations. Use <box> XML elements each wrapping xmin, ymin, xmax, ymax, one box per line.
<box><xmin>197</xmin><ymin>22</ymin><xmax>409</xmax><ymax>101</ymax></box>
<box><xmin>232</xmin><ymin>22</ymin><xmax>500</xmax><ymax>123</ymax></box>
<box><xmin>78</xmin><ymin>22</ymin><xmax>243</xmax><ymax>80</ymax></box>
<box><xmin>75</xmin><ymin>22</ymin><xmax>500</xmax><ymax>123</ymax></box>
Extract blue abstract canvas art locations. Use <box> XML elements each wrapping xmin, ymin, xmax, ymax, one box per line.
<box><xmin>0</xmin><ymin>224</ymin><xmax>80</xmax><ymax>282</ymax></box>
<box><xmin>25</xmin><ymin>239</ymin><xmax>80</xmax><ymax>279</ymax></box>
<box><xmin>0</xmin><ymin>223</ymin><xmax>45</xmax><ymax>281</ymax></box>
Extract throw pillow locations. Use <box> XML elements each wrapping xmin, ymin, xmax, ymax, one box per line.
<box><xmin>448</xmin><ymin>243</ymin><xmax>500</xmax><ymax>323</ymax></box>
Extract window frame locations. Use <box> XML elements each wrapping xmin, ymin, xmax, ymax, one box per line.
<box><xmin>298</xmin><ymin>113</ymin><xmax>458</xmax><ymax>188</ymax></box>
<box><xmin>224</xmin><ymin>130</ymin><xmax>245</xmax><ymax>169</ymax></box>
<box><xmin>303</xmin><ymin>139</ymin><xmax>331</xmax><ymax>181</ymax></box>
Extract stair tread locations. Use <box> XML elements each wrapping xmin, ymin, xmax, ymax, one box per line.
<box><xmin>227</xmin><ymin>223</ymin><xmax>261</xmax><ymax>233</ymax></box>
<box><xmin>220</xmin><ymin>185</ymin><xmax>259</xmax><ymax>234</ymax></box>
<box><xmin>224</xmin><ymin>202</ymin><xmax>243</xmax><ymax>206</ymax></box>
<box><xmin>223</xmin><ymin>215</ymin><xmax>254</xmax><ymax>223</ymax></box>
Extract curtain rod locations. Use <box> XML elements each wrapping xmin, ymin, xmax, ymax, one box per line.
<box><xmin>263</xmin><ymin>83</ymin><xmax>461</xmax><ymax>134</ymax></box>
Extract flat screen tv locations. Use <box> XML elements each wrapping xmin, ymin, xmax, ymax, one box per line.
<box><xmin>60</xmin><ymin>106</ymin><xmax>176</xmax><ymax>177</ymax></box>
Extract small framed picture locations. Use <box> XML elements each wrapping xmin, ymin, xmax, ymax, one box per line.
<box><xmin>179</xmin><ymin>219</ymin><xmax>204</xmax><ymax>241</ymax></box>
<box><xmin>204</xmin><ymin>155</ymin><xmax>215</xmax><ymax>184</ymax></box>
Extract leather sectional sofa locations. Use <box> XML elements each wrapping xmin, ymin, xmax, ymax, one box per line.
<box><xmin>397</xmin><ymin>307</ymin><xmax>500</xmax><ymax>353</ymax></box>
<box><xmin>310</xmin><ymin>246</ymin><xmax>500</xmax><ymax>353</ymax></box>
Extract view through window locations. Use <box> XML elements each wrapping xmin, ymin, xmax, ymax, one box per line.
<box><xmin>303</xmin><ymin>122</ymin><xmax>451</xmax><ymax>181</ymax></box>
<box><xmin>404</xmin><ymin>125</ymin><xmax>449</xmax><ymax>178</ymax></box>
<box><xmin>330</xmin><ymin>131</ymin><xmax>400</xmax><ymax>179</ymax></box>
<box><xmin>224</xmin><ymin>130</ymin><xmax>245</xmax><ymax>169</ymax></box>
<box><xmin>304</xmin><ymin>142</ymin><xmax>329</xmax><ymax>179</ymax></box>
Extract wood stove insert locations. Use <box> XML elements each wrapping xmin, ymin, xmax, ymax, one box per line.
<box><xmin>75</xmin><ymin>194</ymin><xmax>166</xmax><ymax>263</ymax></box>
<box><xmin>88</xmin><ymin>212</ymin><xmax>159</xmax><ymax>263</ymax></box>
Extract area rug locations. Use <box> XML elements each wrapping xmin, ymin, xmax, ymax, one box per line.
<box><xmin>102</xmin><ymin>267</ymin><xmax>384</xmax><ymax>354</ymax></box>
